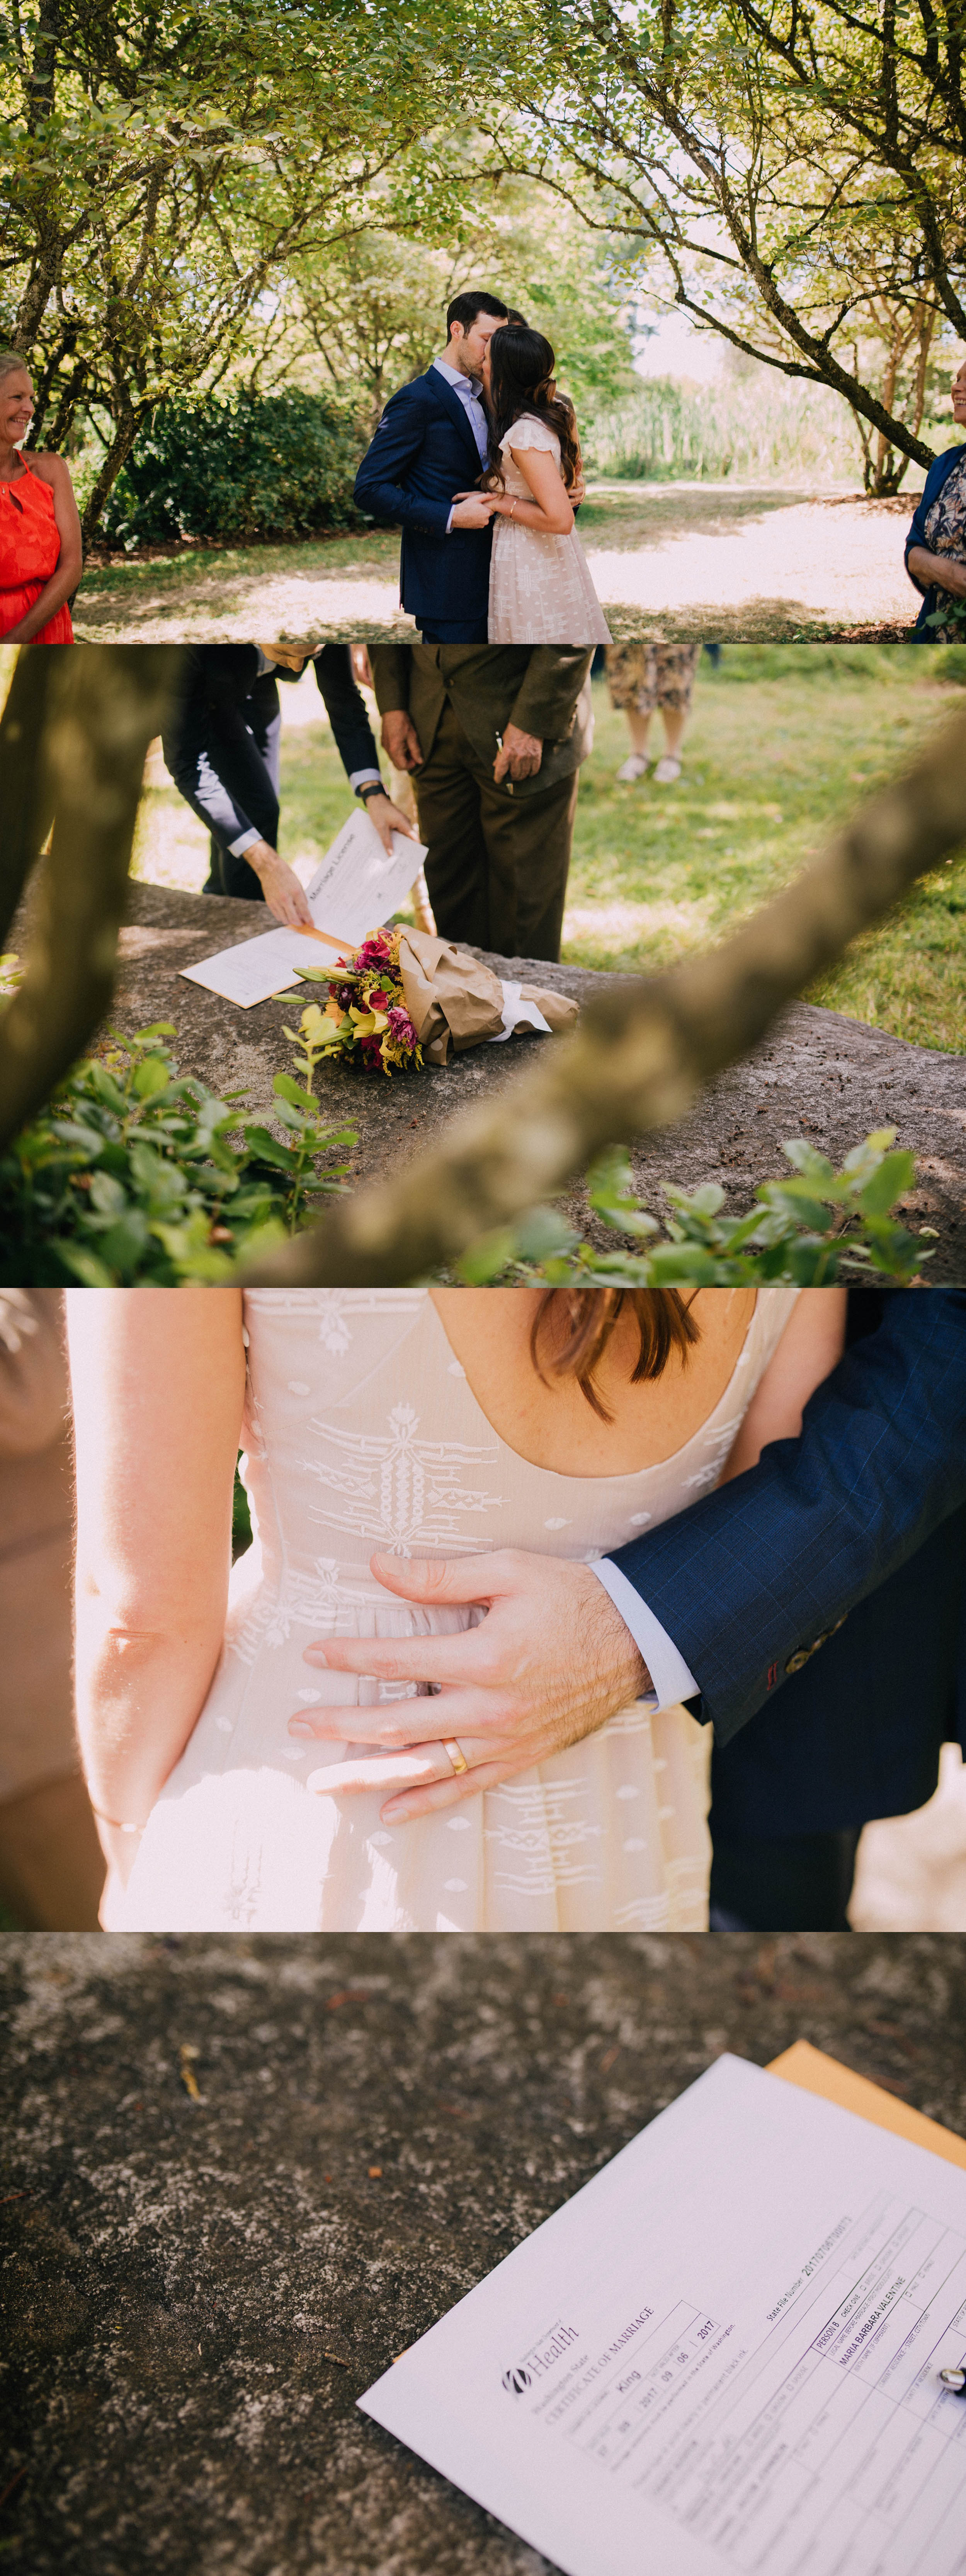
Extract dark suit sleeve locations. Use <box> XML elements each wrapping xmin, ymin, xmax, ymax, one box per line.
<box><xmin>160</xmin><ymin>649</ymin><xmax>268</xmax><ymax>848</ymax></box>
<box><xmin>508</xmin><ymin>649</ymin><xmax>594</xmax><ymax>739</ymax></box>
<box><xmin>606</xmin><ymin>1290</ymin><xmax>966</xmax><ymax>1747</ymax></box>
<box><xmin>312</xmin><ymin>644</ymin><xmax>381</xmax><ymax>777</ymax></box>
<box><xmin>354</xmin><ymin>384</ymin><xmax>453</xmax><ymax>539</ymax></box>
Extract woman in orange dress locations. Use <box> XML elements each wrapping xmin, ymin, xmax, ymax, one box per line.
<box><xmin>0</xmin><ymin>351</ymin><xmax>82</xmax><ymax>643</ymax></box>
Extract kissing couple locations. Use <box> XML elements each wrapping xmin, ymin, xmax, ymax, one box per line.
<box><xmin>68</xmin><ymin>1285</ymin><xmax>966</xmax><ymax>1937</ymax></box>
<box><xmin>354</xmin><ymin>291</ymin><xmax>612</xmax><ymax>646</ymax></box>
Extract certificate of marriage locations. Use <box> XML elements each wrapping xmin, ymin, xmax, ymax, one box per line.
<box><xmin>360</xmin><ymin>2053</ymin><xmax>966</xmax><ymax>2576</ymax></box>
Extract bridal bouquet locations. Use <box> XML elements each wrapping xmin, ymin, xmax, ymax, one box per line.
<box><xmin>289</xmin><ymin>929</ymin><xmax>423</xmax><ymax>1077</ymax></box>
<box><xmin>289</xmin><ymin>924</ymin><xmax>579</xmax><ymax>1075</ymax></box>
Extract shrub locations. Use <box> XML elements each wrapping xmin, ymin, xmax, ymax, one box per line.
<box><xmin>0</xmin><ymin>1031</ymin><xmax>939</xmax><ymax>1290</ymax></box>
<box><xmin>461</xmin><ymin>1135</ymin><xmax>937</xmax><ymax>1286</ymax></box>
<box><xmin>0</xmin><ymin>1026</ymin><xmax>356</xmax><ymax>1285</ymax></box>
<box><xmin>100</xmin><ymin>390</ymin><xmax>366</xmax><ymax>548</ymax></box>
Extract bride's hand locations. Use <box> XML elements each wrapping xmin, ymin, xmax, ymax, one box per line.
<box><xmin>449</xmin><ymin>491</ymin><xmax>499</xmax><ymax>527</ymax></box>
<box><xmin>287</xmin><ymin>1549</ymin><xmax>649</xmax><ymax>1823</ymax></box>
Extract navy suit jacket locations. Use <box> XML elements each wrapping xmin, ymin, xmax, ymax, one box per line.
<box><xmin>353</xmin><ymin>369</ymin><xmax>492</xmax><ymax>624</ymax></box>
<box><xmin>904</xmin><ymin>445</ymin><xmax>966</xmax><ymax>634</ymax></box>
<box><xmin>163</xmin><ymin>644</ymin><xmax>380</xmax><ymax>848</ymax></box>
<box><xmin>607</xmin><ymin>1291</ymin><xmax>966</xmax><ymax>1838</ymax></box>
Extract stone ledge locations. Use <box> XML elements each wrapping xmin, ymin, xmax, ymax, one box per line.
<box><xmin>1</xmin><ymin>1933</ymin><xmax>964</xmax><ymax>2576</ymax></box>
<box><xmin>97</xmin><ymin>878</ymin><xmax>966</xmax><ymax>1276</ymax></box>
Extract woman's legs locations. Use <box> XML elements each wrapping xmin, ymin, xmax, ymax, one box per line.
<box><xmin>652</xmin><ymin>644</ymin><xmax>700</xmax><ymax>779</ymax></box>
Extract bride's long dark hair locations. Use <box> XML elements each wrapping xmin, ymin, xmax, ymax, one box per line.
<box><xmin>531</xmin><ymin>1290</ymin><xmax>700</xmax><ymax>1422</ymax></box>
<box><xmin>484</xmin><ymin>323</ymin><xmax>582</xmax><ymax>496</ymax></box>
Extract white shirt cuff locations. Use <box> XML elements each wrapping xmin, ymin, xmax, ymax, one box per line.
<box><xmin>349</xmin><ymin>768</ymin><xmax>383</xmax><ymax>790</ymax></box>
<box><xmin>588</xmin><ymin>1559</ymin><xmax>701</xmax><ymax>1712</ymax></box>
<box><xmin>445</xmin><ymin>505</ymin><xmax>454</xmax><ymax>534</ymax></box>
<box><xmin>227</xmin><ymin>826</ymin><xmax>261</xmax><ymax>858</ymax></box>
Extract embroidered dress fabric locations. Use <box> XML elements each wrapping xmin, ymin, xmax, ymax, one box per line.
<box><xmin>106</xmin><ymin>1285</ymin><xmax>799</xmax><ymax>1935</ymax></box>
<box><xmin>0</xmin><ymin>466</ymin><xmax>73</xmax><ymax>641</ymax></box>
<box><xmin>488</xmin><ymin>420</ymin><xmax>611</xmax><ymax>644</ymax></box>
<box><xmin>921</xmin><ymin>451</ymin><xmax>966</xmax><ymax>639</ymax></box>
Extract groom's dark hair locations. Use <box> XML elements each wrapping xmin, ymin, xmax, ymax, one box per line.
<box><xmin>445</xmin><ymin>290</ymin><xmax>508</xmax><ymax>336</ymax></box>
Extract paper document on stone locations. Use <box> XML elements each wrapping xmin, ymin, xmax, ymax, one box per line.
<box><xmin>359</xmin><ymin>2052</ymin><xmax>966</xmax><ymax>2576</ymax></box>
<box><xmin>180</xmin><ymin>811</ymin><xmax>427</xmax><ymax>1007</ymax></box>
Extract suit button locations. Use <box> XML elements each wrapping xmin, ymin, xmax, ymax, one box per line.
<box><xmin>785</xmin><ymin>1649</ymin><xmax>810</xmax><ymax>1674</ymax></box>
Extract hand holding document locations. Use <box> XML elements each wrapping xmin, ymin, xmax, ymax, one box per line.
<box><xmin>361</xmin><ymin>2052</ymin><xmax>966</xmax><ymax>2576</ymax></box>
<box><xmin>180</xmin><ymin>809</ymin><xmax>427</xmax><ymax>1009</ymax></box>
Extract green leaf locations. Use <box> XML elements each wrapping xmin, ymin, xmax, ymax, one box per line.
<box><xmin>97</xmin><ymin>1214</ymin><xmax>152</xmax><ymax>1275</ymax></box>
<box><xmin>273</xmin><ymin>1072</ymin><xmax>318</xmax><ymax>1111</ymax></box>
<box><xmin>858</xmin><ymin>1152</ymin><xmax>915</xmax><ymax>1217</ymax></box>
<box><xmin>88</xmin><ymin>1171</ymin><xmax>128</xmax><ymax>1217</ymax></box>
<box><xmin>133</xmin><ymin>1054</ymin><xmax>172</xmax><ymax>1099</ymax></box>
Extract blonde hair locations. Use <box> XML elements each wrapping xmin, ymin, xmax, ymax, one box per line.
<box><xmin>0</xmin><ymin>351</ymin><xmax>31</xmax><ymax>387</ymax></box>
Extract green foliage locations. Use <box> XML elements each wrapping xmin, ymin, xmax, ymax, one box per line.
<box><xmin>232</xmin><ymin>1458</ymin><xmax>253</xmax><ymax>1559</ymax></box>
<box><xmin>584</xmin><ymin>371</ymin><xmax>856</xmax><ymax>486</ymax></box>
<box><xmin>460</xmin><ymin>1133</ymin><xmax>936</xmax><ymax>1287</ymax></box>
<box><xmin>101</xmin><ymin>391</ymin><xmax>366</xmax><ymax>547</ymax></box>
<box><xmin>0</xmin><ymin>1026</ymin><xmax>356</xmax><ymax>1286</ymax></box>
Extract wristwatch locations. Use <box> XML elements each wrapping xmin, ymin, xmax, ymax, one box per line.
<box><xmin>355</xmin><ymin>780</ymin><xmax>386</xmax><ymax>804</ymax></box>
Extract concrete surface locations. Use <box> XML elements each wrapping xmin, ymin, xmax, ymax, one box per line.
<box><xmin>2</xmin><ymin>1932</ymin><xmax>964</xmax><ymax>2575</ymax></box>
<box><xmin>102</xmin><ymin>879</ymin><xmax>966</xmax><ymax>1273</ymax></box>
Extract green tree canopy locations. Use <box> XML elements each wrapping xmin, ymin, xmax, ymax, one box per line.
<box><xmin>0</xmin><ymin>0</ymin><xmax>456</xmax><ymax>535</ymax></box>
<box><xmin>437</xmin><ymin>0</ymin><xmax>966</xmax><ymax>489</ymax></box>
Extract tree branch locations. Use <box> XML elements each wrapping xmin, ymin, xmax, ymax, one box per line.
<box><xmin>243</xmin><ymin>701</ymin><xmax>966</xmax><ymax>1286</ymax></box>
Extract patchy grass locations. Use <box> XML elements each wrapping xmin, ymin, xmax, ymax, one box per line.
<box><xmin>128</xmin><ymin>644</ymin><xmax>966</xmax><ymax>1053</ymax></box>
<box><xmin>564</xmin><ymin>646</ymin><xmax>966</xmax><ymax>1053</ymax></box>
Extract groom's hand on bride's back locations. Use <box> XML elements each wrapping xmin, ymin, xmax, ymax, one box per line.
<box><xmin>289</xmin><ymin>1551</ymin><xmax>649</xmax><ymax>1823</ymax></box>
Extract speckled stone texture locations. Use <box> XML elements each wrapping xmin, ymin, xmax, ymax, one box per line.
<box><xmin>1</xmin><ymin>1932</ymin><xmax>965</xmax><ymax>2576</ymax></box>
<box><xmin>95</xmin><ymin>882</ymin><xmax>966</xmax><ymax>1273</ymax></box>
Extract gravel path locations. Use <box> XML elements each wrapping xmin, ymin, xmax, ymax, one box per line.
<box><xmin>71</xmin><ymin>487</ymin><xmax>920</xmax><ymax>643</ymax></box>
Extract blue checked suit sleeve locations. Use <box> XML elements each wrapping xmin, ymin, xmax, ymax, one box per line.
<box><xmin>600</xmin><ymin>1291</ymin><xmax>966</xmax><ymax>1746</ymax></box>
<box><xmin>311</xmin><ymin>644</ymin><xmax>382</xmax><ymax>778</ymax></box>
<box><xmin>354</xmin><ymin>384</ymin><xmax>454</xmax><ymax>539</ymax></box>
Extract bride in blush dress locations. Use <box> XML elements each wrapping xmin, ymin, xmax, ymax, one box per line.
<box><xmin>471</xmin><ymin>324</ymin><xmax>611</xmax><ymax>644</ymax></box>
<box><xmin>67</xmin><ymin>1286</ymin><xmax>846</xmax><ymax>1934</ymax></box>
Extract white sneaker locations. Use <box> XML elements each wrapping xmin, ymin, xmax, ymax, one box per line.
<box><xmin>653</xmin><ymin>756</ymin><xmax>682</xmax><ymax>784</ymax></box>
<box><xmin>616</xmin><ymin>754</ymin><xmax>649</xmax><ymax>782</ymax></box>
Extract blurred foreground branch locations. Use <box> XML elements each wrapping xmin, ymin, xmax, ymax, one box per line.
<box><xmin>245</xmin><ymin>700</ymin><xmax>966</xmax><ymax>1284</ymax></box>
<box><xmin>0</xmin><ymin>647</ymin><xmax>182</xmax><ymax>1151</ymax></box>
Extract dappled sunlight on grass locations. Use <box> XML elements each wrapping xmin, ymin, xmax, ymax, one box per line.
<box><xmin>127</xmin><ymin>646</ymin><xmax>966</xmax><ymax>1054</ymax></box>
<box><xmin>561</xmin><ymin>651</ymin><xmax>966</xmax><ymax>1050</ymax></box>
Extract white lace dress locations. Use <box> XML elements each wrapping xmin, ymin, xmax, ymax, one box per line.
<box><xmin>488</xmin><ymin>419</ymin><xmax>612</xmax><ymax>644</ymax></box>
<box><xmin>107</xmin><ymin>1286</ymin><xmax>798</xmax><ymax>1934</ymax></box>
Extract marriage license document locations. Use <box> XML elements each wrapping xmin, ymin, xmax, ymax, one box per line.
<box><xmin>360</xmin><ymin>2051</ymin><xmax>966</xmax><ymax>2576</ymax></box>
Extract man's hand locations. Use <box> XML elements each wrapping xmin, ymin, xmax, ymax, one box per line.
<box><xmin>363</xmin><ymin>792</ymin><xmax>418</xmax><ymax>855</ymax></box>
<box><xmin>286</xmin><ymin>1550</ymin><xmax>650</xmax><ymax>1823</ymax></box>
<box><xmin>450</xmin><ymin>493</ymin><xmax>498</xmax><ymax>528</ymax></box>
<box><xmin>245</xmin><ymin>840</ymin><xmax>313</xmax><ymax>925</ymax></box>
<box><xmin>493</xmin><ymin>723</ymin><xmax>543</xmax><ymax>784</ymax></box>
<box><xmin>380</xmin><ymin>710</ymin><xmax>423</xmax><ymax>773</ymax></box>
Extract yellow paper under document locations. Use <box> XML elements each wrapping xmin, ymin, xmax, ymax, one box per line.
<box><xmin>768</xmin><ymin>2036</ymin><xmax>966</xmax><ymax>2170</ymax></box>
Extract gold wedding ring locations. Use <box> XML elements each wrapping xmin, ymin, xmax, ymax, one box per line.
<box><xmin>442</xmin><ymin>1737</ymin><xmax>469</xmax><ymax>1777</ymax></box>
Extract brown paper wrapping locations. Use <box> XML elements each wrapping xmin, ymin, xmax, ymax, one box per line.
<box><xmin>396</xmin><ymin>927</ymin><xmax>578</xmax><ymax>1066</ymax></box>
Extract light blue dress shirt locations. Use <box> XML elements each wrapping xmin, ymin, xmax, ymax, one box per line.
<box><xmin>588</xmin><ymin>1560</ymin><xmax>700</xmax><ymax>1711</ymax></box>
<box><xmin>434</xmin><ymin>355</ymin><xmax>490</xmax><ymax>534</ymax></box>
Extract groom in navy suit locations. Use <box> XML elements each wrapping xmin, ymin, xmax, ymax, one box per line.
<box><xmin>316</xmin><ymin>1290</ymin><xmax>966</xmax><ymax>1931</ymax></box>
<box><xmin>354</xmin><ymin>290</ymin><xmax>509</xmax><ymax>642</ymax></box>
